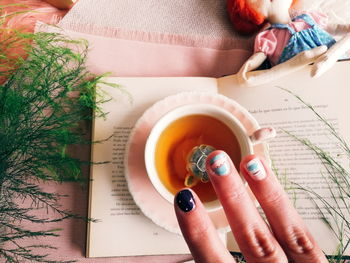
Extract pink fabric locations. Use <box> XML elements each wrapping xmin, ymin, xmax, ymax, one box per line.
<box><xmin>58</xmin><ymin>22</ymin><xmax>254</xmax><ymax>51</ymax></box>
<box><xmin>2</xmin><ymin>0</ymin><xmax>66</xmax><ymax>30</ymax></box>
<box><xmin>85</xmin><ymin>33</ymin><xmax>251</xmax><ymax>78</ymax></box>
<box><xmin>254</xmin><ymin>12</ymin><xmax>329</xmax><ymax>66</ymax></box>
<box><xmin>37</xmin><ymin>24</ymin><xmax>251</xmax><ymax>77</ymax></box>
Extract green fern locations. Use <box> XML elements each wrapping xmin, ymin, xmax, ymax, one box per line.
<box><xmin>279</xmin><ymin>89</ymin><xmax>350</xmax><ymax>262</ymax></box>
<box><xmin>0</xmin><ymin>12</ymin><xmax>110</xmax><ymax>263</ymax></box>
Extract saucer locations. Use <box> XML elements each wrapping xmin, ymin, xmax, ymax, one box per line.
<box><xmin>124</xmin><ymin>92</ymin><xmax>268</xmax><ymax>234</ymax></box>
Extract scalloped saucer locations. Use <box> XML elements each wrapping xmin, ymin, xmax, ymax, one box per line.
<box><xmin>124</xmin><ymin>92</ymin><xmax>268</xmax><ymax>234</ymax></box>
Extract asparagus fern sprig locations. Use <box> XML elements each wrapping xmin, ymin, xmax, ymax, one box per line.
<box><xmin>0</xmin><ymin>13</ymin><xmax>110</xmax><ymax>263</ymax></box>
<box><xmin>279</xmin><ymin>89</ymin><xmax>350</xmax><ymax>262</ymax></box>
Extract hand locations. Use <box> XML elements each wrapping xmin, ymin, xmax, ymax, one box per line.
<box><xmin>311</xmin><ymin>50</ymin><xmax>338</xmax><ymax>78</ymax></box>
<box><xmin>288</xmin><ymin>45</ymin><xmax>328</xmax><ymax>67</ymax></box>
<box><xmin>311</xmin><ymin>34</ymin><xmax>350</xmax><ymax>78</ymax></box>
<box><xmin>174</xmin><ymin>151</ymin><xmax>328</xmax><ymax>263</ymax></box>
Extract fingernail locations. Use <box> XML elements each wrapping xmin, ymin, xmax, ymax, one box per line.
<box><xmin>208</xmin><ymin>151</ymin><xmax>230</xmax><ymax>176</ymax></box>
<box><xmin>246</xmin><ymin>158</ymin><xmax>266</xmax><ymax>180</ymax></box>
<box><xmin>176</xmin><ymin>189</ymin><xmax>196</xmax><ymax>212</ymax></box>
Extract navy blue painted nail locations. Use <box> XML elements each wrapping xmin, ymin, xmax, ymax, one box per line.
<box><xmin>176</xmin><ymin>189</ymin><xmax>196</xmax><ymax>212</ymax></box>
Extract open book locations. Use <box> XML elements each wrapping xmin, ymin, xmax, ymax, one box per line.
<box><xmin>87</xmin><ymin>60</ymin><xmax>350</xmax><ymax>257</ymax></box>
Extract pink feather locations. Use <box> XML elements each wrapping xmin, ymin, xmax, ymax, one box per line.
<box><xmin>2</xmin><ymin>0</ymin><xmax>66</xmax><ymax>31</ymax></box>
<box><xmin>0</xmin><ymin>0</ymin><xmax>66</xmax><ymax>84</ymax></box>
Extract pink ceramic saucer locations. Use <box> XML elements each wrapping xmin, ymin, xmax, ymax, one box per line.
<box><xmin>124</xmin><ymin>92</ymin><xmax>268</xmax><ymax>234</ymax></box>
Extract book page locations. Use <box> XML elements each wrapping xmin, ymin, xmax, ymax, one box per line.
<box><xmin>88</xmin><ymin>77</ymin><xmax>218</xmax><ymax>257</ymax></box>
<box><xmin>218</xmin><ymin>61</ymin><xmax>350</xmax><ymax>255</ymax></box>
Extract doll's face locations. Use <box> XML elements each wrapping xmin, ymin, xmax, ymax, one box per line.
<box><xmin>247</xmin><ymin>0</ymin><xmax>293</xmax><ymax>20</ymax></box>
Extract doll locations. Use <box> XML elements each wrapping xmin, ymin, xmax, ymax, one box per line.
<box><xmin>227</xmin><ymin>0</ymin><xmax>350</xmax><ymax>86</ymax></box>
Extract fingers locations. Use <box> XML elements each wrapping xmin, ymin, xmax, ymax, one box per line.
<box><xmin>206</xmin><ymin>151</ymin><xmax>287</xmax><ymax>263</ymax></box>
<box><xmin>177</xmin><ymin>151</ymin><xmax>327</xmax><ymax>263</ymax></box>
<box><xmin>174</xmin><ymin>189</ymin><xmax>235</xmax><ymax>263</ymax></box>
<box><xmin>240</xmin><ymin>155</ymin><xmax>328</xmax><ymax>263</ymax></box>
<box><xmin>312</xmin><ymin>34</ymin><xmax>350</xmax><ymax>77</ymax></box>
<box><xmin>311</xmin><ymin>53</ymin><xmax>336</xmax><ymax>78</ymax></box>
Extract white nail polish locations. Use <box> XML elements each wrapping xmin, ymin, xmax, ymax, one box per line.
<box><xmin>246</xmin><ymin>158</ymin><xmax>266</xmax><ymax>181</ymax></box>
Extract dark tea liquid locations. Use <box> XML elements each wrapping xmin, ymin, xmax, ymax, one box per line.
<box><xmin>155</xmin><ymin>114</ymin><xmax>241</xmax><ymax>202</ymax></box>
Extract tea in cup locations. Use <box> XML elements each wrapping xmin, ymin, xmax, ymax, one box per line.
<box><xmin>145</xmin><ymin>103</ymin><xmax>273</xmax><ymax>211</ymax></box>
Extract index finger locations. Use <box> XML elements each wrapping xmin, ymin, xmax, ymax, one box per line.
<box><xmin>206</xmin><ymin>150</ymin><xmax>287</xmax><ymax>262</ymax></box>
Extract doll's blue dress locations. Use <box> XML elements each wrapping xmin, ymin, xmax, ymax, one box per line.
<box><xmin>269</xmin><ymin>13</ymin><xmax>336</xmax><ymax>64</ymax></box>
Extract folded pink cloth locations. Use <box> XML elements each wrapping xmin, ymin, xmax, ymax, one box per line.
<box><xmin>39</xmin><ymin>25</ymin><xmax>251</xmax><ymax>78</ymax></box>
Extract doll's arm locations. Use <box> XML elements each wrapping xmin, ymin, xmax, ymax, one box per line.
<box><xmin>236</xmin><ymin>52</ymin><xmax>267</xmax><ymax>85</ymax></box>
<box><xmin>311</xmin><ymin>32</ymin><xmax>350</xmax><ymax>78</ymax></box>
<box><xmin>325</xmin><ymin>24</ymin><xmax>350</xmax><ymax>36</ymax></box>
<box><xmin>311</xmin><ymin>23</ymin><xmax>350</xmax><ymax>78</ymax></box>
<box><xmin>237</xmin><ymin>46</ymin><xmax>328</xmax><ymax>87</ymax></box>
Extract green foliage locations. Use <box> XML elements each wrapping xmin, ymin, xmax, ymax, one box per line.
<box><xmin>0</xmin><ymin>22</ymin><xmax>109</xmax><ymax>263</ymax></box>
<box><xmin>279</xmin><ymin>89</ymin><xmax>350</xmax><ymax>262</ymax></box>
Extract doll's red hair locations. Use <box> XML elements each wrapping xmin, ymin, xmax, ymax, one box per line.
<box><xmin>227</xmin><ymin>0</ymin><xmax>299</xmax><ymax>35</ymax></box>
